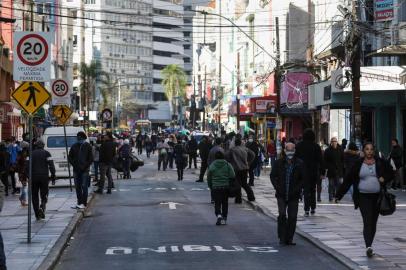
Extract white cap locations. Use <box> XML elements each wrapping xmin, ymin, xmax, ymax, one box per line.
<box><xmin>124</xmin><ymin>139</ymin><xmax>130</xmax><ymax>145</ymax></box>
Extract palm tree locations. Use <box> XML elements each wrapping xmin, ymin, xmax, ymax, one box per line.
<box><xmin>161</xmin><ymin>64</ymin><xmax>187</xmax><ymax>117</ymax></box>
<box><xmin>79</xmin><ymin>61</ymin><xmax>105</xmax><ymax>112</ymax></box>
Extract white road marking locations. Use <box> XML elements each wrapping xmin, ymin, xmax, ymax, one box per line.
<box><xmin>142</xmin><ymin>188</ymin><xmax>153</xmax><ymax>191</ymax></box>
<box><xmin>191</xmin><ymin>188</ymin><xmax>204</xmax><ymax>191</ymax></box>
<box><xmin>106</xmin><ymin>247</ymin><xmax>133</xmax><ymax>255</ymax></box>
<box><xmin>160</xmin><ymin>202</ymin><xmax>184</xmax><ymax>210</ymax></box>
<box><xmin>106</xmin><ymin>245</ymin><xmax>278</xmax><ymax>255</ymax></box>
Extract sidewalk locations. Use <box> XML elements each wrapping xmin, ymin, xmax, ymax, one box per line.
<box><xmin>0</xmin><ymin>188</ymin><xmax>93</xmax><ymax>270</ymax></box>
<box><xmin>245</xmin><ymin>170</ymin><xmax>406</xmax><ymax>270</ymax></box>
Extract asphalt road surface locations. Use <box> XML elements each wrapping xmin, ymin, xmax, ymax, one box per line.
<box><xmin>55</xmin><ymin>156</ymin><xmax>348</xmax><ymax>270</ymax></box>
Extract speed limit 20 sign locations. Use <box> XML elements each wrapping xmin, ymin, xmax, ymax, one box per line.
<box><xmin>51</xmin><ymin>79</ymin><xmax>72</xmax><ymax>105</ymax></box>
<box><xmin>13</xmin><ymin>32</ymin><xmax>51</xmax><ymax>82</ymax></box>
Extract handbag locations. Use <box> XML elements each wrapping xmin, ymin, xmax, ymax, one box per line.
<box><xmin>377</xmin><ymin>186</ymin><xmax>396</xmax><ymax>216</ymax></box>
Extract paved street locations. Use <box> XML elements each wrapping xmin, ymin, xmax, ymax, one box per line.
<box><xmin>55</xmin><ymin>155</ymin><xmax>346</xmax><ymax>270</ymax></box>
<box><xmin>1</xmin><ymin>187</ymin><xmax>86</xmax><ymax>270</ymax></box>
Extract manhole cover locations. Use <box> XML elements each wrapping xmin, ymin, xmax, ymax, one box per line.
<box><xmin>394</xmin><ymin>237</ymin><xmax>406</xmax><ymax>243</ymax></box>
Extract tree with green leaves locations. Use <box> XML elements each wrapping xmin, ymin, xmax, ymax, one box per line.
<box><xmin>161</xmin><ymin>64</ymin><xmax>187</xmax><ymax>117</ymax></box>
<box><xmin>79</xmin><ymin>61</ymin><xmax>106</xmax><ymax>111</ymax></box>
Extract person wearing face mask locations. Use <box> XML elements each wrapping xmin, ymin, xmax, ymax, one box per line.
<box><xmin>336</xmin><ymin>142</ymin><xmax>393</xmax><ymax>258</ymax></box>
<box><xmin>270</xmin><ymin>143</ymin><xmax>304</xmax><ymax>246</ymax></box>
<box><xmin>68</xmin><ymin>132</ymin><xmax>93</xmax><ymax>209</ymax></box>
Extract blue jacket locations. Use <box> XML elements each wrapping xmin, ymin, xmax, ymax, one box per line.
<box><xmin>7</xmin><ymin>144</ymin><xmax>20</xmax><ymax>165</ymax></box>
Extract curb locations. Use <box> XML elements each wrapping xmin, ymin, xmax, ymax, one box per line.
<box><xmin>243</xmin><ymin>198</ymin><xmax>362</xmax><ymax>270</ymax></box>
<box><xmin>37</xmin><ymin>193</ymin><xmax>96</xmax><ymax>270</ymax></box>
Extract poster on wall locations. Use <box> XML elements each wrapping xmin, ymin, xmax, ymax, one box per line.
<box><xmin>281</xmin><ymin>72</ymin><xmax>313</xmax><ymax>108</ymax></box>
<box><xmin>375</xmin><ymin>0</ymin><xmax>394</xmax><ymax>22</ymax></box>
<box><xmin>321</xmin><ymin>105</ymin><xmax>330</xmax><ymax>124</ymax></box>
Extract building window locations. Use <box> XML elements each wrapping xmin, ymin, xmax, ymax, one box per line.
<box><xmin>184</xmin><ymin>31</ymin><xmax>191</xmax><ymax>37</ymax></box>
<box><xmin>153</xmin><ymin>92</ymin><xmax>168</xmax><ymax>102</ymax></box>
<box><xmin>153</xmin><ymin>78</ymin><xmax>163</xmax><ymax>84</ymax></box>
<box><xmin>183</xmin><ymin>44</ymin><xmax>191</xmax><ymax>50</ymax></box>
<box><xmin>183</xmin><ymin>57</ymin><xmax>190</xmax><ymax>63</ymax></box>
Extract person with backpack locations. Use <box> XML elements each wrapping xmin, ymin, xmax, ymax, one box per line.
<box><xmin>207</xmin><ymin>151</ymin><xmax>235</xmax><ymax>225</ymax></box>
<box><xmin>96</xmin><ymin>133</ymin><xmax>117</xmax><ymax>194</ymax></box>
<box><xmin>68</xmin><ymin>132</ymin><xmax>93</xmax><ymax>209</ymax></box>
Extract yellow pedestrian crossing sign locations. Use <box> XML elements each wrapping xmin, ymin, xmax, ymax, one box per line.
<box><xmin>11</xmin><ymin>81</ymin><xmax>51</xmax><ymax>115</ymax></box>
<box><xmin>53</xmin><ymin>105</ymin><xmax>72</xmax><ymax>124</ymax></box>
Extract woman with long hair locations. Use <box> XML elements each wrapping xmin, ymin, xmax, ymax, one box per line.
<box><xmin>336</xmin><ymin>142</ymin><xmax>393</xmax><ymax>258</ymax></box>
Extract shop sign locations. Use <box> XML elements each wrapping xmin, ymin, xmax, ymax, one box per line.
<box><xmin>267</xmin><ymin>121</ymin><xmax>276</xmax><ymax>129</ymax></box>
<box><xmin>375</xmin><ymin>0</ymin><xmax>394</xmax><ymax>22</ymax></box>
<box><xmin>255</xmin><ymin>99</ymin><xmax>277</xmax><ymax>114</ymax></box>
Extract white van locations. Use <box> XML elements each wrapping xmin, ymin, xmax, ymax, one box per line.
<box><xmin>41</xmin><ymin>126</ymin><xmax>85</xmax><ymax>179</ymax></box>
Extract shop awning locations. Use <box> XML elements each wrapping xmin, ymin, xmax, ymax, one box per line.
<box><xmin>367</xmin><ymin>44</ymin><xmax>406</xmax><ymax>57</ymax></box>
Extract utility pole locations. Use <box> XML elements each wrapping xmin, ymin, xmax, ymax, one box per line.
<box><xmin>236</xmin><ymin>52</ymin><xmax>241</xmax><ymax>131</ymax></box>
<box><xmin>339</xmin><ymin>2</ymin><xmax>362</xmax><ymax>147</ymax></box>
<box><xmin>275</xmin><ymin>17</ymin><xmax>282</xmax><ymax>157</ymax></box>
<box><xmin>217</xmin><ymin>0</ymin><xmax>222</xmax><ymax>134</ymax></box>
<box><xmin>202</xmin><ymin>12</ymin><xmax>207</xmax><ymax>131</ymax></box>
<box><xmin>351</xmin><ymin>0</ymin><xmax>362</xmax><ymax>148</ymax></box>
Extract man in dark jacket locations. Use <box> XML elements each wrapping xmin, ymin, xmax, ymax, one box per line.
<box><xmin>245</xmin><ymin>134</ymin><xmax>261</xmax><ymax>187</ymax></box>
<box><xmin>187</xmin><ymin>136</ymin><xmax>198</xmax><ymax>169</ymax></box>
<box><xmin>270</xmin><ymin>142</ymin><xmax>304</xmax><ymax>245</ymax></box>
<box><xmin>96</xmin><ymin>133</ymin><xmax>117</xmax><ymax>194</ymax></box>
<box><xmin>197</xmin><ymin>136</ymin><xmax>212</xmax><ymax>182</ymax></box>
<box><xmin>323</xmin><ymin>137</ymin><xmax>344</xmax><ymax>202</ymax></box>
<box><xmin>295</xmin><ymin>129</ymin><xmax>322</xmax><ymax>216</ymax></box>
<box><xmin>0</xmin><ymin>144</ymin><xmax>10</xmax><ymax>197</ymax></box>
<box><xmin>227</xmin><ymin>137</ymin><xmax>255</xmax><ymax>203</ymax></box>
<box><xmin>389</xmin><ymin>138</ymin><xmax>403</xmax><ymax>189</ymax></box>
<box><xmin>30</xmin><ymin>140</ymin><xmax>56</xmax><ymax>220</ymax></box>
<box><xmin>69</xmin><ymin>132</ymin><xmax>93</xmax><ymax>208</ymax></box>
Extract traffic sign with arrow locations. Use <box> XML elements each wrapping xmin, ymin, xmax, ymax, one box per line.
<box><xmin>53</xmin><ymin>105</ymin><xmax>73</xmax><ymax>124</ymax></box>
<box><xmin>11</xmin><ymin>81</ymin><xmax>51</xmax><ymax>115</ymax></box>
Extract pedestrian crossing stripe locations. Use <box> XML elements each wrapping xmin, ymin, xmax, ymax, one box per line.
<box><xmin>11</xmin><ymin>81</ymin><xmax>51</xmax><ymax>115</ymax></box>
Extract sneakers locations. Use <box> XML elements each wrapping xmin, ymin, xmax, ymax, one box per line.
<box><xmin>38</xmin><ymin>208</ymin><xmax>45</xmax><ymax>219</ymax></box>
<box><xmin>304</xmin><ymin>211</ymin><xmax>310</xmax><ymax>217</ymax></box>
<box><xmin>366</xmin><ymin>247</ymin><xmax>374</xmax><ymax>258</ymax></box>
<box><xmin>71</xmin><ymin>204</ymin><xmax>85</xmax><ymax>209</ymax></box>
<box><xmin>216</xmin><ymin>215</ymin><xmax>222</xmax><ymax>226</ymax></box>
<box><xmin>310</xmin><ymin>209</ymin><xmax>316</xmax><ymax>215</ymax></box>
<box><xmin>221</xmin><ymin>218</ymin><xmax>227</xmax><ymax>225</ymax></box>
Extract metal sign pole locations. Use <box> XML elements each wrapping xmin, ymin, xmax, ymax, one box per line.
<box><xmin>27</xmin><ymin>115</ymin><xmax>33</xmax><ymax>243</ymax></box>
<box><xmin>63</xmin><ymin>124</ymin><xmax>73</xmax><ymax>192</ymax></box>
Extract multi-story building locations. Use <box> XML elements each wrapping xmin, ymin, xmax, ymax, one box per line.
<box><xmin>78</xmin><ymin>0</ymin><xmax>154</xmax><ymax>124</ymax></box>
<box><xmin>149</xmin><ymin>0</ymin><xmax>185</xmax><ymax>128</ymax></box>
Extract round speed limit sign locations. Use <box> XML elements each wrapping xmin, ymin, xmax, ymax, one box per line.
<box><xmin>16</xmin><ymin>34</ymin><xmax>49</xmax><ymax>66</ymax></box>
<box><xmin>52</xmin><ymin>80</ymin><xmax>69</xmax><ymax>97</ymax></box>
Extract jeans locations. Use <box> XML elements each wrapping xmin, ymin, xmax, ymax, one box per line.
<box><xmin>74</xmin><ymin>171</ymin><xmax>89</xmax><ymax>206</ymax></box>
<box><xmin>93</xmin><ymin>161</ymin><xmax>100</xmax><ymax>182</ymax></box>
<box><xmin>9</xmin><ymin>170</ymin><xmax>16</xmax><ymax>192</ymax></box>
<box><xmin>188</xmin><ymin>153</ymin><xmax>197</xmax><ymax>169</ymax></box>
<box><xmin>0</xmin><ymin>232</ymin><xmax>6</xmax><ymax>270</ymax></box>
<box><xmin>255</xmin><ymin>162</ymin><xmax>262</xmax><ymax>177</ymax></box>
<box><xmin>99</xmin><ymin>163</ymin><xmax>113</xmax><ymax>190</ymax></box>
<box><xmin>277</xmin><ymin>198</ymin><xmax>299</xmax><ymax>243</ymax></box>
<box><xmin>158</xmin><ymin>154</ymin><xmax>168</xmax><ymax>171</ymax></box>
<box><xmin>317</xmin><ymin>177</ymin><xmax>322</xmax><ymax>200</ymax></box>
<box><xmin>248</xmin><ymin>164</ymin><xmax>256</xmax><ymax>186</ymax></box>
<box><xmin>199</xmin><ymin>160</ymin><xmax>208</xmax><ymax>181</ymax></box>
<box><xmin>328</xmin><ymin>177</ymin><xmax>341</xmax><ymax>201</ymax></box>
<box><xmin>212</xmin><ymin>187</ymin><xmax>229</xmax><ymax>218</ymax></box>
<box><xmin>32</xmin><ymin>177</ymin><xmax>49</xmax><ymax>219</ymax></box>
<box><xmin>168</xmin><ymin>152</ymin><xmax>174</xmax><ymax>169</ymax></box>
<box><xmin>359</xmin><ymin>193</ymin><xmax>380</xmax><ymax>247</ymax></box>
<box><xmin>235</xmin><ymin>170</ymin><xmax>255</xmax><ymax>202</ymax></box>
<box><xmin>19</xmin><ymin>185</ymin><xmax>27</xmax><ymax>203</ymax></box>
